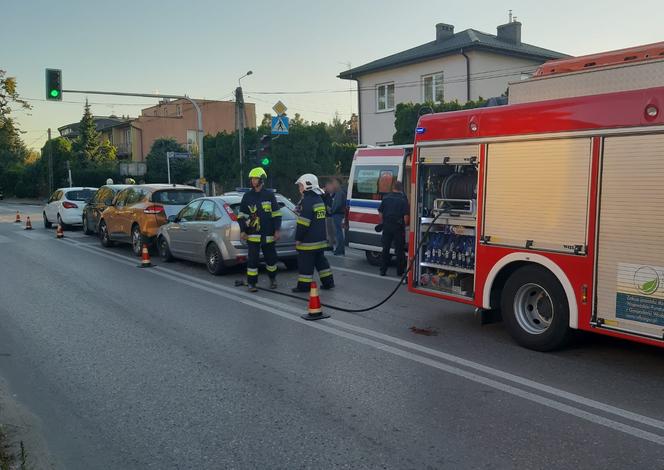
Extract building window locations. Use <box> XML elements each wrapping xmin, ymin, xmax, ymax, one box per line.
<box><xmin>422</xmin><ymin>72</ymin><xmax>444</xmax><ymax>103</ymax></box>
<box><xmin>376</xmin><ymin>83</ymin><xmax>395</xmax><ymax>112</ymax></box>
<box><xmin>176</xmin><ymin>105</ymin><xmax>181</xmax><ymax>116</ymax></box>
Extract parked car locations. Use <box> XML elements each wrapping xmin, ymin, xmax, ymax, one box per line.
<box><xmin>82</xmin><ymin>184</ymin><xmax>129</xmax><ymax>235</ymax></box>
<box><xmin>157</xmin><ymin>194</ymin><xmax>298</xmax><ymax>275</ymax></box>
<box><xmin>43</xmin><ymin>187</ymin><xmax>98</xmax><ymax>229</ymax></box>
<box><xmin>98</xmin><ymin>184</ymin><xmax>204</xmax><ymax>256</ymax></box>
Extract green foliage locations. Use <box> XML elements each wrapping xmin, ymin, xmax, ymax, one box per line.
<box><xmin>145</xmin><ymin>138</ymin><xmax>197</xmax><ymax>184</ymax></box>
<box><xmin>72</xmin><ymin>102</ymin><xmax>117</xmax><ymax>164</ymax></box>
<box><xmin>392</xmin><ymin>99</ymin><xmax>487</xmax><ymax>145</ymax></box>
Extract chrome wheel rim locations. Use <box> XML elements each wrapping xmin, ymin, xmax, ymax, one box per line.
<box><xmin>100</xmin><ymin>223</ymin><xmax>108</xmax><ymax>242</ymax></box>
<box><xmin>132</xmin><ymin>228</ymin><xmax>141</xmax><ymax>254</ymax></box>
<box><xmin>160</xmin><ymin>239</ymin><xmax>168</xmax><ymax>257</ymax></box>
<box><xmin>207</xmin><ymin>246</ymin><xmax>219</xmax><ymax>270</ymax></box>
<box><xmin>513</xmin><ymin>283</ymin><xmax>554</xmax><ymax>335</ymax></box>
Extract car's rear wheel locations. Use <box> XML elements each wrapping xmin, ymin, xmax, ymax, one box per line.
<box><xmin>206</xmin><ymin>242</ymin><xmax>225</xmax><ymax>275</ymax></box>
<box><xmin>501</xmin><ymin>265</ymin><xmax>572</xmax><ymax>351</ymax></box>
<box><xmin>43</xmin><ymin>212</ymin><xmax>52</xmax><ymax>229</ymax></box>
<box><xmin>365</xmin><ymin>250</ymin><xmax>382</xmax><ymax>266</ymax></box>
<box><xmin>159</xmin><ymin>236</ymin><xmax>174</xmax><ymax>262</ymax></box>
<box><xmin>99</xmin><ymin>220</ymin><xmax>114</xmax><ymax>247</ymax></box>
<box><xmin>131</xmin><ymin>224</ymin><xmax>143</xmax><ymax>257</ymax></box>
<box><xmin>82</xmin><ymin>215</ymin><xmax>93</xmax><ymax>235</ymax></box>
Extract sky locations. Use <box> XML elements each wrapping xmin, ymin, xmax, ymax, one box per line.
<box><xmin>3</xmin><ymin>0</ymin><xmax>663</xmax><ymax>149</ymax></box>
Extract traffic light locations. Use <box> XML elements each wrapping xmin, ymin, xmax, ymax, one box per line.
<box><xmin>45</xmin><ymin>69</ymin><xmax>62</xmax><ymax>101</ymax></box>
<box><xmin>258</xmin><ymin>134</ymin><xmax>272</xmax><ymax>167</ymax></box>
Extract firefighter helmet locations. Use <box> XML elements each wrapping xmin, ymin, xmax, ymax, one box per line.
<box><xmin>295</xmin><ymin>173</ymin><xmax>323</xmax><ymax>194</ymax></box>
<box><xmin>248</xmin><ymin>167</ymin><xmax>268</xmax><ymax>180</ymax></box>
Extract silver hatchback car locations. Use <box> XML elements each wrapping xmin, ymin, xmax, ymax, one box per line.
<box><xmin>157</xmin><ymin>194</ymin><xmax>298</xmax><ymax>274</ymax></box>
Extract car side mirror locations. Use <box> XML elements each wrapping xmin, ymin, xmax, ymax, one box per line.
<box><xmin>168</xmin><ymin>215</ymin><xmax>178</xmax><ymax>223</ymax></box>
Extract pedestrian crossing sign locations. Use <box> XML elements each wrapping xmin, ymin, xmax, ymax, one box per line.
<box><xmin>271</xmin><ymin>116</ymin><xmax>289</xmax><ymax>135</ymax></box>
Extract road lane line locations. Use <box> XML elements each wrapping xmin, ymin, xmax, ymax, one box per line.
<box><xmin>62</xmin><ymin>239</ymin><xmax>664</xmax><ymax>441</ymax></box>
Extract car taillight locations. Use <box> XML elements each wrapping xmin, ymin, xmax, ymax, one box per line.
<box><xmin>144</xmin><ymin>205</ymin><xmax>165</xmax><ymax>215</ymax></box>
<box><xmin>223</xmin><ymin>203</ymin><xmax>237</xmax><ymax>221</ymax></box>
<box><xmin>62</xmin><ymin>201</ymin><xmax>78</xmax><ymax>209</ymax></box>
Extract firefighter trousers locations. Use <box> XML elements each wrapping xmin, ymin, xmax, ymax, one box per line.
<box><xmin>295</xmin><ymin>249</ymin><xmax>334</xmax><ymax>291</ymax></box>
<box><xmin>381</xmin><ymin>224</ymin><xmax>406</xmax><ymax>275</ymax></box>
<box><xmin>247</xmin><ymin>240</ymin><xmax>278</xmax><ymax>286</ymax></box>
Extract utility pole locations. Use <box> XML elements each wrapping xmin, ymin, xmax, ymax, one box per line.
<box><xmin>236</xmin><ymin>86</ymin><xmax>246</xmax><ymax>186</ymax></box>
<box><xmin>47</xmin><ymin>128</ymin><xmax>53</xmax><ymax>194</ymax></box>
<box><xmin>65</xmin><ymin>160</ymin><xmax>72</xmax><ymax>187</ymax></box>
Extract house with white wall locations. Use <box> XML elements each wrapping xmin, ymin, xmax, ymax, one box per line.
<box><xmin>339</xmin><ymin>20</ymin><xmax>569</xmax><ymax>145</ymax></box>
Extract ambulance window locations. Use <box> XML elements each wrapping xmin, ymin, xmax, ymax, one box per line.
<box><xmin>351</xmin><ymin>165</ymin><xmax>399</xmax><ymax>200</ymax></box>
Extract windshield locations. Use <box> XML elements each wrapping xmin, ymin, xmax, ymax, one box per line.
<box><xmin>152</xmin><ymin>190</ymin><xmax>204</xmax><ymax>205</ymax></box>
<box><xmin>66</xmin><ymin>189</ymin><xmax>96</xmax><ymax>201</ymax></box>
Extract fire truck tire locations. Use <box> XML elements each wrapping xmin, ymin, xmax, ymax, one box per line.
<box><xmin>501</xmin><ymin>265</ymin><xmax>571</xmax><ymax>351</ymax></box>
<box><xmin>365</xmin><ymin>250</ymin><xmax>383</xmax><ymax>266</ymax></box>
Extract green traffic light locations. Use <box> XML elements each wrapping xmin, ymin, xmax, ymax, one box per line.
<box><xmin>50</xmin><ymin>89</ymin><xmax>60</xmax><ymax>97</ymax></box>
<box><xmin>261</xmin><ymin>157</ymin><xmax>271</xmax><ymax>166</ymax></box>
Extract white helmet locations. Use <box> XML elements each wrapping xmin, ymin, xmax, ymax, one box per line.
<box><xmin>295</xmin><ymin>173</ymin><xmax>323</xmax><ymax>194</ymax></box>
<box><xmin>106</xmin><ymin>178</ymin><xmax>114</xmax><ymax>185</ymax></box>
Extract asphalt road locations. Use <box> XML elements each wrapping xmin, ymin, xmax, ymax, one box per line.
<box><xmin>0</xmin><ymin>201</ymin><xmax>663</xmax><ymax>469</ymax></box>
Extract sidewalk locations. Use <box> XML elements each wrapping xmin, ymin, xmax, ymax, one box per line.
<box><xmin>0</xmin><ymin>198</ymin><xmax>46</xmax><ymax>206</ymax></box>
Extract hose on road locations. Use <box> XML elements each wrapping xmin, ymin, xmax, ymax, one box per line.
<box><xmin>235</xmin><ymin>211</ymin><xmax>443</xmax><ymax>313</ymax></box>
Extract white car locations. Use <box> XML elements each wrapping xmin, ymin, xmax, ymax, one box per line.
<box><xmin>43</xmin><ymin>187</ymin><xmax>98</xmax><ymax>228</ymax></box>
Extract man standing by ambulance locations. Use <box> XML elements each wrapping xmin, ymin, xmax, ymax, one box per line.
<box><xmin>292</xmin><ymin>173</ymin><xmax>335</xmax><ymax>292</ymax></box>
<box><xmin>237</xmin><ymin>167</ymin><xmax>282</xmax><ymax>292</ymax></box>
<box><xmin>378</xmin><ymin>180</ymin><xmax>409</xmax><ymax>277</ymax></box>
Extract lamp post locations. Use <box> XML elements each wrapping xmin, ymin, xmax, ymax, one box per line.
<box><xmin>237</xmin><ymin>70</ymin><xmax>253</xmax><ymax>185</ymax></box>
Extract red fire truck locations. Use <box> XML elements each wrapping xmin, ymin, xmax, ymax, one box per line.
<box><xmin>409</xmin><ymin>42</ymin><xmax>664</xmax><ymax>351</ymax></box>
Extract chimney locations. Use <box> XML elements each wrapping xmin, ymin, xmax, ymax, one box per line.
<box><xmin>497</xmin><ymin>21</ymin><xmax>521</xmax><ymax>45</ymax></box>
<box><xmin>436</xmin><ymin>23</ymin><xmax>454</xmax><ymax>42</ymax></box>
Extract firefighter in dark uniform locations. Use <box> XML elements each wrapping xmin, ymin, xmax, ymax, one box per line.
<box><xmin>237</xmin><ymin>167</ymin><xmax>282</xmax><ymax>292</ymax></box>
<box><xmin>378</xmin><ymin>180</ymin><xmax>410</xmax><ymax>277</ymax></box>
<box><xmin>292</xmin><ymin>173</ymin><xmax>335</xmax><ymax>292</ymax></box>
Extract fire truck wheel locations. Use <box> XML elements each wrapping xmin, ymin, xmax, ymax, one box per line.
<box><xmin>501</xmin><ymin>265</ymin><xmax>571</xmax><ymax>351</ymax></box>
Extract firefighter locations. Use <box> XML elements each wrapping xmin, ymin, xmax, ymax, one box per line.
<box><xmin>237</xmin><ymin>167</ymin><xmax>282</xmax><ymax>292</ymax></box>
<box><xmin>378</xmin><ymin>180</ymin><xmax>409</xmax><ymax>277</ymax></box>
<box><xmin>292</xmin><ymin>173</ymin><xmax>335</xmax><ymax>292</ymax></box>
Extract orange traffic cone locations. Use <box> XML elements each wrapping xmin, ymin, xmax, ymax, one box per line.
<box><xmin>56</xmin><ymin>224</ymin><xmax>64</xmax><ymax>238</ymax></box>
<box><xmin>138</xmin><ymin>243</ymin><xmax>154</xmax><ymax>268</ymax></box>
<box><xmin>24</xmin><ymin>216</ymin><xmax>32</xmax><ymax>230</ymax></box>
<box><xmin>14</xmin><ymin>211</ymin><xmax>21</xmax><ymax>223</ymax></box>
<box><xmin>301</xmin><ymin>281</ymin><xmax>330</xmax><ymax>321</ymax></box>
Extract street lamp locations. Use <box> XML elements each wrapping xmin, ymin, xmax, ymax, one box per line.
<box><xmin>238</xmin><ymin>70</ymin><xmax>253</xmax><ymax>87</ymax></box>
<box><xmin>237</xmin><ymin>70</ymin><xmax>253</xmax><ymax>185</ymax></box>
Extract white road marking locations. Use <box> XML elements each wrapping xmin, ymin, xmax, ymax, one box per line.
<box><xmin>62</xmin><ymin>239</ymin><xmax>664</xmax><ymax>444</ymax></box>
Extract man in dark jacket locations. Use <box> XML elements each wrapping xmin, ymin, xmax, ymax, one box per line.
<box><xmin>237</xmin><ymin>167</ymin><xmax>282</xmax><ymax>292</ymax></box>
<box><xmin>378</xmin><ymin>180</ymin><xmax>409</xmax><ymax>277</ymax></box>
<box><xmin>330</xmin><ymin>178</ymin><xmax>347</xmax><ymax>256</ymax></box>
<box><xmin>292</xmin><ymin>173</ymin><xmax>335</xmax><ymax>292</ymax></box>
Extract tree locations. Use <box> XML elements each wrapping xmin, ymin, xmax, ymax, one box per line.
<box><xmin>0</xmin><ymin>70</ymin><xmax>31</xmax><ymax>195</ymax></box>
<box><xmin>73</xmin><ymin>101</ymin><xmax>101</xmax><ymax>164</ymax></box>
<box><xmin>145</xmin><ymin>138</ymin><xmax>197</xmax><ymax>184</ymax></box>
<box><xmin>392</xmin><ymin>99</ymin><xmax>487</xmax><ymax>145</ymax></box>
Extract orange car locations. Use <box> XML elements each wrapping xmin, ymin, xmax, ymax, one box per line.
<box><xmin>99</xmin><ymin>184</ymin><xmax>204</xmax><ymax>256</ymax></box>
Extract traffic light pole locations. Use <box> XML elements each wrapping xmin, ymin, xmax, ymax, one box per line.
<box><xmin>61</xmin><ymin>89</ymin><xmax>205</xmax><ymax>187</ymax></box>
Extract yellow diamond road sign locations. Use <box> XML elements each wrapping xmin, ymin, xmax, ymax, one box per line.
<box><xmin>272</xmin><ymin>100</ymin><xmax>287</xmax><ymax>116</ymax></box>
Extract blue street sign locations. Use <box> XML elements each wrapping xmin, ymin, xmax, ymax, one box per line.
<box><xmin>271</xmin><ymin>116</ymin><xmax>289</xmax><ymax>135</ymax></box>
